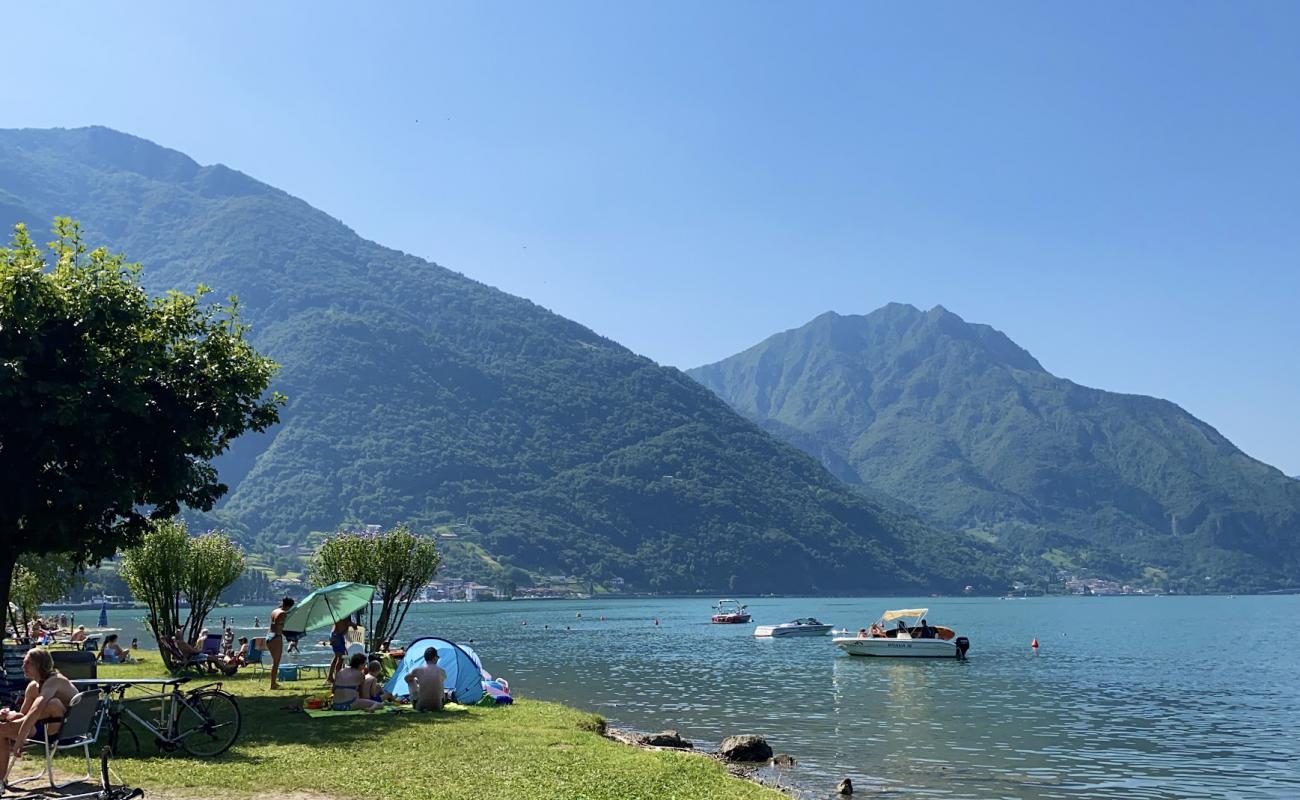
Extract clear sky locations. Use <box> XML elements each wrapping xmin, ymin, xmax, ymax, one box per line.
<box><xmin>5</xmin><ymin>2</ymin><xmax>1298</xmax><ymax>473</ymax></box>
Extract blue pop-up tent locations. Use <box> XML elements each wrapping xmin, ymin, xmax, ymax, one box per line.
<box><xmin>384</xmin><ymin>636</ymin><xmax>485</xmax><ymax>706</ymax></box>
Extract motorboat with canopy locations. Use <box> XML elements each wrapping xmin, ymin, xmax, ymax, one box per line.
<box><xmin>710</xmin><ymin>599</ymin><xmax>751</xmax><ymax>624</ymax></box>
<box><xmin>833</xmin><ymin>608</ymin><xmax>970</xmax><ymax>658</ymax></box>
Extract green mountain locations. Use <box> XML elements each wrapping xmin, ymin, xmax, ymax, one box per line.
<box><xmin>0</xmin><ymin>127</ymin><xmax>1007</xmax><ymax>594</ymax></box>
<box><xmin>688</xmin><ymin>304</ymin><xmax>1300</xmax><ymax>592</ymax></box>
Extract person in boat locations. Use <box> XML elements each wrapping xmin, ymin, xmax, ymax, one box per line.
<box><xmin>869</xmin><ymin>622</ymin><xmax>886</xmax><ymax>638</ymax></box>
<box><xmin>857</xmin><ymin>628</ymin><xmax>868</xmax><ymax>638</ymax></box>
<box><xmin>918</xmin><ymin>619</ymin><xmax>935</xmax><ymax>639</ymax></box>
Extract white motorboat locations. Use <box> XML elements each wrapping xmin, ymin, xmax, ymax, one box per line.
<box><xmin>833</xmin><ymin>608</ymin><xmax>970</xmax><ymax>659</ymax></box>
<box><xmin>753</xmin><ymin>617</ymin><xmax>833</xmax><ymax>637</ymax></box>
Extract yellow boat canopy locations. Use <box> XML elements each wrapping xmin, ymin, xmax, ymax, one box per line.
<box><xmin>881</xmin><ymin>608</ymin><xmax>929</xmax><ymax>621</ymax></box>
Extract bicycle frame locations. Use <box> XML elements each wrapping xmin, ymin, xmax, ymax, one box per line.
<box><xmin>105</xmin><ymin>680</ymin><xmax>224</xmax><ymax>749</ymax></box>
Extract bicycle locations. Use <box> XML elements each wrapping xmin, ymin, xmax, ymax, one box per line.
<box><xmin>100</xmin><ymin>677</ymin><xmax>241</xmax><ymax>758</ymax></box>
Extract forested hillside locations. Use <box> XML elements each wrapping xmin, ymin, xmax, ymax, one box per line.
<box><xmin>0</xmin><ymin>127</ymin><xmax>1006</xmax><ymax>594</ymax></box>
<box><xmin>689</xmin><ymin>304</ymin><xmax>1300</xmax><ymax>592</ymax></box>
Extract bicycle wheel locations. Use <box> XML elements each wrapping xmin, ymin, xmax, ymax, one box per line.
<box><xmin>177</xmin><ymin>689</ymin><xmax>241</xmax><ymax>757</ymax></box>
<box><xmin>108</xmin><ymin>718</ymin><xmax>142</xmax><ymax>758</ymax></box>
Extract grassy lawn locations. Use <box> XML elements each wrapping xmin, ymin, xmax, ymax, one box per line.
<box><xmin>52</xmin><ymin>654</ymin><xmax>778</xmax><ymax>800</ymax></box>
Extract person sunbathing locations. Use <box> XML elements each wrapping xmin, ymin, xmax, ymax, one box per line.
<box><xmin>172</xmin><ymin>634</ymin><xmax>232</xmax><ymax>674</ymax></box>
<box><xmin>224</xmin><ymin>637</ymin><xmax>250</xmax><ymax>669</ymax></box>
<box><xmin>0</xmin><ymin>648</ymin><xmax>78</xmax><ymax>784</ymax></box>
<box><xmin>331</xmin><ymin>654</ymin><xmax>382</xmax><ymax>712</ymax></box>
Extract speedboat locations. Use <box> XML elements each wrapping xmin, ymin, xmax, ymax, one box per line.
<box><xmin>753</xmin><ymin>617</ymin><xmax>833</xmax><ymax>637</ymax></box>
<box><xmin>833</xmin><ymin>608</ymin><xmax>970</xmax><ymax>658</ymax></box>
<box><xmin>711</xmin><ymin>599</ymin><xmax>752</xmax><ymax>624</ymax></box>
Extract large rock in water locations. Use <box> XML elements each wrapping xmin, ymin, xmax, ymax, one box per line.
<box><xmin>637</xmin><ymin>730</ymin><xmax>693</xmax><ymax>749</ymax></box>
<box><xmin>719</xmin><ymin>734</ymin><xmax>773</xmax><ymax>762</ymax></box>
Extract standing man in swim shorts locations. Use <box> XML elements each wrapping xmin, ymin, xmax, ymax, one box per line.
<box><xmin>326</xmin><ymin>615</ymin><xmax>357</xmax><ymax>684</ymax></box>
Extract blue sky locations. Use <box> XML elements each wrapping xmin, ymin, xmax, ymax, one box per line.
<box><xmin>4</xmin><ymin>2</ymin><xmax>1298</xmax><ymax>473</ymax></box>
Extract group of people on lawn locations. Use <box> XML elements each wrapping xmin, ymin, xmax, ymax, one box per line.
<box><xmin>0</xmin><ymin>600</ymin><xmax>448</xmax><ymax>782</ymax></box>
<box><xmin>267</xmin><ymin>596</ymin><xmax>446</xmax><ymax>712</ymax></box>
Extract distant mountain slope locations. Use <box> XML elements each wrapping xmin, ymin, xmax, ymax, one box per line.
<box><xmin>0</xmin><ymin>127</ymin><xmax>1005</xmax><ymax>594</ymax></box>
<box><xmin>689</xmin><ymin>304</ymin><xmax>1300</xmax><ymax>591</ymax></box>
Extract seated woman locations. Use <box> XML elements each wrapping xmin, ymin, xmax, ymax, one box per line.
<box><xmin>869</xmin><ymin>622</ymin><xmax>886</xmax><ymax>638</ymax></box>
<box><xmin>332</xmin><ymin>654</ymin><xmax>383</xmax><ymax>712</ymax></box>
<box><xmin>99</xmin><ymin>633</ymin><xmax>131</xmax><ymax>663</ymax></box>
<box><xmin>0</xmin><ymin>648</ymin><xmax>78</xmax><ymax>784</ymax></box>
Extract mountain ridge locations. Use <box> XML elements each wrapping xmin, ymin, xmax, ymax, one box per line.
<box><xmin>688</xmin><ymin>304</ymin><xmax>1300</xmax><ymax>591</ymax></box>
<box><xmin>0</xmin><ymin>126</ymin><xmax>1006</xmax><ymax>594</ymax></box>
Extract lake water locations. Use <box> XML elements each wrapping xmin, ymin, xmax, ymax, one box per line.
<box><xmin>104</xmin><ymin>595</ymin><xmax>1300</xmax><ymax>798</ymax></box>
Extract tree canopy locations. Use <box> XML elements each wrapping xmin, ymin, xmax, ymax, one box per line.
<box><xmin>310</xmin><ymin>525</ymin><xmax>441</xmax><ymax>650</ymax></box>
<box><xmin>0</xmin><ymin>218</ymin><xmax>282</xmax><ymax>618</ymax></box>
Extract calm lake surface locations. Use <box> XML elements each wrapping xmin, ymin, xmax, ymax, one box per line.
<box><xmin>110</xmin><ymin>595</ymin><xmax>1300</xmax><ymax>798</ymax></box>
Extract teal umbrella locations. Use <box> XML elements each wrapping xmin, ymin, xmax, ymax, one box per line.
<box><xmin>281</xmin><ymin>581</ymin><xmax>375</xmax><ymax>633</ymax></box>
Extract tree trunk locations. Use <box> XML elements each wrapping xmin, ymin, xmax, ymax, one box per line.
<box><xmin>0</xmin><ymin>549</ymin><xmax>17</xmax><ymax>640</ymax></box>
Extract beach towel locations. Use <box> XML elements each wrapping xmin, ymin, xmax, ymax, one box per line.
<box><xmin>303</xmin><ymin>703</ymin><xmax>472</xmax><ymax>719</ymax></box>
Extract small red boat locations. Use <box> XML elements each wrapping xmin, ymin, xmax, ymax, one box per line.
<box><xmin>710</xmin><ymin>599</ymin><xmax>751</xmax><ymax>624</ymax></box>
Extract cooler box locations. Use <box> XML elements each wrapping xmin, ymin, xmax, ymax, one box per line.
<box><xmin>277</xmin><ymin>665</ymin><xmax>299</xmax><ymax>682</ymax></box>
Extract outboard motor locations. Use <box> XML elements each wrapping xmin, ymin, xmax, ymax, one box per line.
<box><xmin>954</xmin><ymin>636</ymin><xmax>971</xmax><ymax>659</ymax></box>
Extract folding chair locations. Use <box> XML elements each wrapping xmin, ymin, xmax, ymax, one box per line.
<box><xmin>5</xmin><ymin>689</ymin><xmax>104</xmax><ymax>791</ymax></box>
<box><xmin>247</xmin><ymin>638</ymin><xmax>267</xmax><ymax>672</ymax></box>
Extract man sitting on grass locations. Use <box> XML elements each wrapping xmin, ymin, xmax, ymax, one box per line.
<box><xmin>404</xmin><ymin>646</ymin><xmax>447</xmax><ymax>712</ymax></box>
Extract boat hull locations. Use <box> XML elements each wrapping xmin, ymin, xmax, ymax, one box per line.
<box><xmin>754</xmin><ymin>624</ymin><xmax>833</xmax><ymax>637</ymax></box>
<box><xmin>712</xmin><ymin>614</ymin><xmax>752</xmax><ymax>624</ymax></box>
<box><xmin>834</xmin><ymin>637</ymin><xmax>961</xmax><ymax>658</ymax></box>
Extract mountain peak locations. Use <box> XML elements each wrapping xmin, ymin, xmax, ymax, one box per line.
<box><xmin>801</xmin><ymin>303</ymin><xmax>1046</xmax><ymax>374</ymax></box>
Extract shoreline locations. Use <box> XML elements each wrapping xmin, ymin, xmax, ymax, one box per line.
<box><xmin>604</xmin><ymin>725</ymin><xmax>805</xmax><ymax>799</ymax></box>
<box><xmin>22</xmin><ymin>655</ymin><xmax>782</xmax><ymax>800</ymax></box>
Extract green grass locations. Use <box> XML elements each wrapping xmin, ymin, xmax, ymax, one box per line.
<box><xmin>75</xmin><ymin>655</ymin><xmax>778</xmax><ymax>800</ymax></box>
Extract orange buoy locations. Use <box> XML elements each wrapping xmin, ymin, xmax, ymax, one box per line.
<box><xmin>1031</xmin><ymin>638</ymin><xmax>1039</xmax><ymax>649</ymax></box>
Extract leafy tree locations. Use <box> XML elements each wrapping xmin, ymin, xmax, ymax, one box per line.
<box><xmin>181</xmin><ymin>532</ymin><xmax>245</xmax><ymax>645</ymax></box>
<box><xmin>120</xmin><ymin>520</ymin><xmax>244</xmax><ymax>668</ymax></box>
<box><xmin>0</xmin><ymin>219</ymin><xmax>282</xmax><ymax>622</ymax></box>
<box><xmin>7</xmin><ymin>553</ymin><xmax>82</xmax><ymax>638</ymax></box>
<box><xmin>310</xmin><ymin>525</ymin><xmax>440</xmax><ymax>650</ymax></box>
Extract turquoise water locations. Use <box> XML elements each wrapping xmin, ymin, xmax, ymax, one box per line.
<box><xmin>107</xmin><ymin>595</ymin><xmax>1300</xmax><ymax>798</ymax></box>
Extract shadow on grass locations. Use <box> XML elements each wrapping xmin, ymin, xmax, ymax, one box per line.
<box><xmin>110</xmin><ymin>693</ymin><xmax>490</xmax><ymax>767</ymax></box>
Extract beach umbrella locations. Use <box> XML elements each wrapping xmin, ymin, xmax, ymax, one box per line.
<box><xmin>281</xmin><ymin>581</ymin><xmax>375</xmax><ymax>633</ymax></box>
<box><xmin>98</xmin><ymin>601</ymin><xmax>109</xmax><ymax>628</ymax></box>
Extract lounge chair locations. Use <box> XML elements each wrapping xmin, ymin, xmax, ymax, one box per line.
<box><xmin>161</xmin><ymin>637</ymin><xmax>215</xmax><ymax>674</ymax></box>
<box><xmin>4</xmin><ymin>689</ymin><xmax>104</xmax><ymax>791</ymax></box>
